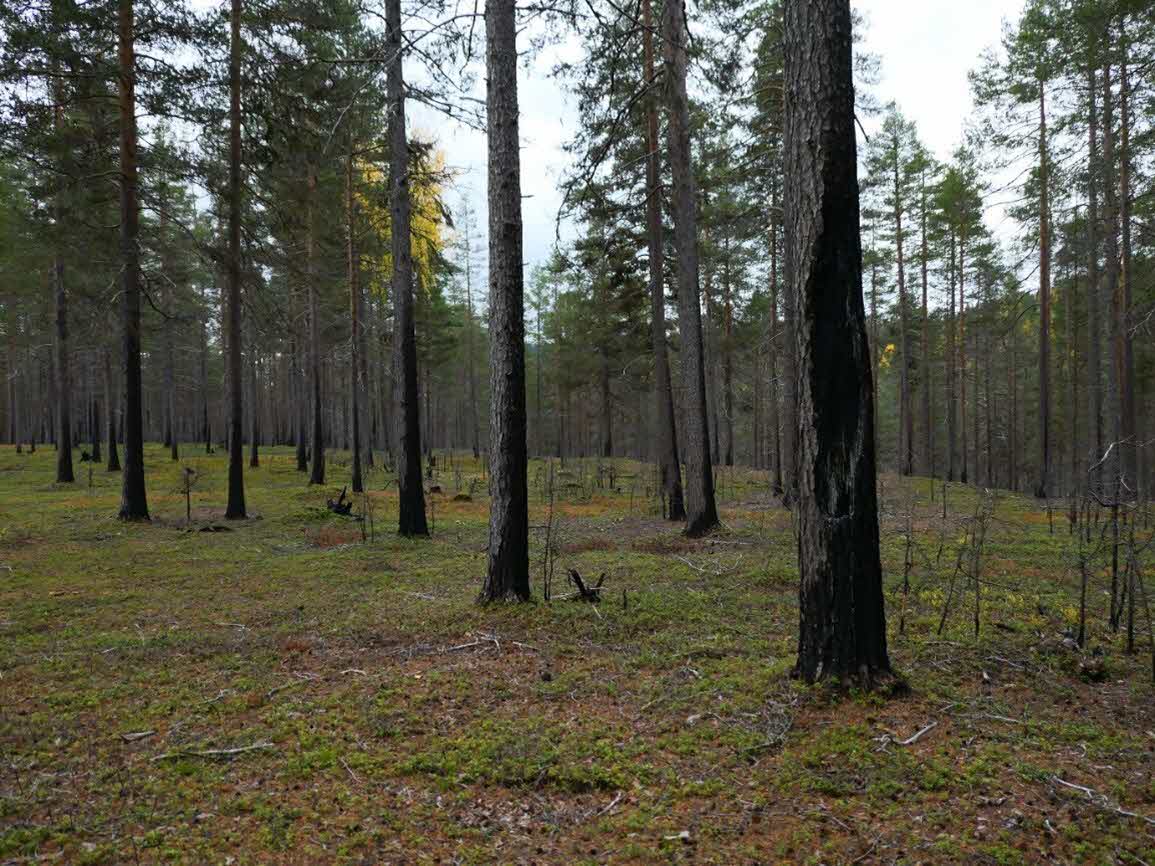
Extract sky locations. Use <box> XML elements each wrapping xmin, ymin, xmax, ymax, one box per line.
<box><xmin>413</xmin><ymin>0</ymin><xmax>1028</xmax><ymax>278</ymax></box>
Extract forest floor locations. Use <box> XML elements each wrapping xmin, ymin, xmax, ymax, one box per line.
<box><xmin>1</xmin><ymin>445</ymin><xmax>1153</xmax><ymax>865</ymax></box>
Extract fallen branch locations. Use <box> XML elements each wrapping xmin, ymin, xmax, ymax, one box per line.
<box><xmin>152</xmin><ymin>740</ymin><xmax>274</xmax><ymax>762</ymax></box>
<box><xmin>1052</xmin><ymin>775</ymin><xmax>1155</xmax><ymax>826</ymax></box>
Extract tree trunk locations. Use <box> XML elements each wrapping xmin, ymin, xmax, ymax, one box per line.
<box><xmin>307</xmin><ymin>171</ymin><xmax>325</xmax><ymax>486</ymax></box>
<box><xmin>117</xmin><ymin>0</ymin><xmax>148</xmax><ymax>520</ymax></box>
<box><xmin>947</xmin><ymin>230</ymin><xmax>957</xmax><ymax>481</ymax></box>
<box><xmin>642</xmin><ymin>0</ymin><xmax>685</xmax><ymax>520</ymax></box>
<box><xmin>662</xmin><ymin>0</ymin><xmax>718</xmax><ymax>536</ymax></box>
<box><xmin>722</xmin><ymin>251</ymin><xmax>735</xmax><ymax>467</ymax></box>
<box><xmin>386</xmin><ymin>0</ymin><xmax>428</xmax><ymax>536</ymax></box>
<box><xmin>1086</xmin><ymin>64</ymin><xmax>1103</xmax><ymax>488</ymax></box>
<box><xmin>959</xmin><ymin>228</ymin><xmax>968</xmax><ymax>485</ymax></box>
<box><xmin>248</xmin><ymin>348</ymin><xmax>259</xmax><ymax>468</ymax></box>
<box><xmin>225</xmin><ymin>0</ymin><xmax>246</xmax><ymax>518</ymax></box>
<box><xmin>480</xmin><ymin>0</ymin><xmax>529</xmax><ymax>600</ymax></box>
<box><xmin>104</xmin><ymin>344</ymin><xmax>120</xmax><ymax>471</ymax></box>
<box><xmin>348</xmin><ymin>145</ymin><xmax>364</xmax><ymax>494</ymax></box>
<box><xmin>768</xmin><ymin>189</ymin><xmax>783</xmax><ymax>495</ymax></box>
<box><xmin>920</xmin><ymin>168</ymin><xmax>933</xmax><ymax>477</ymax></box>
<box><xmin>785</xmin><ymin>0</ymin><xmax>890</xmax><ymax>686</ymax></box>
<box><xmin>1102</xmin><ymin>62</ymin><xmax>1122</xmax><ymax>496</ymax></box>
<box><xmin>893</xmin><ymin>143</ymin><xmax>912</xmax><ymax>476</ymax></box>
<box><xmin>1035</xmin><ymin>81</ymin><xmax>1052</xmax><ymax>499</ymax></box>
<box><xmin>1118</xmin><ymin>34</ymin><xmax>1137</xmax><ymax>500</ymax></box>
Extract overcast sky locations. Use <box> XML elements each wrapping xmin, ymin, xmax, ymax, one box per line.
<box><xmin>412</xmin><ymin>0</ymin><xmax>1026</xmax><ymax>279</ymax></box>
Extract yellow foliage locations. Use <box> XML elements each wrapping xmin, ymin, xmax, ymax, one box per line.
<box><xmin>879</xmin><ymin>342</ymin><xmax>896</xmax><ymax>369</ymax></box>
<box><xmin>357</xmin><ymin>141</ymin><xmax>447</xmax><ymax>300</ymax></box>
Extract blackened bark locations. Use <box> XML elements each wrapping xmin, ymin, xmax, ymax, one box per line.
<box><xmin>642</xmin><ymin>0</ymin><xmax>683</xmax><ymax>514</ymax></box>
<box><xmin>480</xmin><ymin>0</ymin><xmax>529</xmax><ymax>600</ymax></box>
<box><xmin>642</xmin><ymin>0</ymin><xmax>685</xmax><ymax>520</ymax></box>
<box><xmin>662</xmin><ymin>0</ymin><xmax>718</xmax><ymax>536</ymax></box>
<box><xmin>117</xmin><ymin>0</ymin><xmax>147</xmax><ymax>520</ymax></box>
<box><xmin>307</xmin><ymin>172</ymin><xmax>325</xmax><ymax>486</ymax></box>
<box><xmin>347</xmin><ymin>147</ymin><xmax>363</xmax><ymax>494</ymax></box>
<box><xmin>387</xmin><ymin>0</ymin><xmax>427</xmax><ymax>535</ymax></box>
<box><xmin>225</xmin><ymin>0</ymin><xmax>246</xmax><ymax>518</ymax></box>
<box><xmin>785</xmin><ymin>0</ymin><xmax>890</xmax><ymax>686</ymax></box>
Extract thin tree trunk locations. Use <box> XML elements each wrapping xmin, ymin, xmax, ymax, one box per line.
<box><xmin>307</xmin><ymin>171</ymin><xmax>325</xmax><ymax>486</ymax></box>
<box><xmin>104</xmin><ymin>344</ymin><xmax>120</xmax><ymax>471</ymax></box>
<box><xmin>894</xmin><ymin>147</ymin><xmax>912</xmax><ymax>477</ymax></box>
<box><xmin>1118</xmin><ymin>33</ymin><xmax>1137</xmax><ymax>500</ymax></box>
<box><xmin>947</xmin><ymin>229</ymin><xmax>957</xmax><ymax>481</ymax></box>
<box><xmin>662</xmin><ymin>0</ymin><xmax>718</xmax><ymax>536</ymax></box>
<box><xmin>480</xmin><ymin>0</ymin><xmax>529</xmax><ymax>600</ymax></box>
<box><xmin>117</xmin><ymin>0</ymin><xmax>147</xmax><ymax>520</ymax></box>
<box><xmin>722</xmin><ymin>250</ymin><xmax>735</xmax><ymax>467</ymax></box>
<box><xmin>347</xmin><ymin>145</ymin><xmax>364</xmax><ymax>494</ymax></box>
<box><xmin>642</xmin><ymin>0</ymin><xmax>684</xmax><ymax>519</ymax></box>
<box><xmin>785</xmin><ymin>0</ymin><xmax>890</xmax><ymax>686</ymax></box>
<box><xmin>1086</xmin><ymin>64</ymin><xmax>1103</xmax><ymax>488</ymax></box>
<box><xmin>386</xmin><ymin>0</ymin><xmax>428</xmax><ymax>535</ymax></box>
<box><xmin>225</xmin><ymin>0</ymin><xmax>246</xmax><ymax>518</ymax></box>
<box><xmin>920</xmin><ymin>168</ymin><xmax>933</xmax><ymax>477</ymax></box>
<box><xmin>1035</xmin><ymin>81</ymin><xmax>1052</xmax><ymax>499</ymax></box>
<box><xmin>768</xmin><ymin>191</ymin><xmax>783</xmax><ymax>495</ymax></box>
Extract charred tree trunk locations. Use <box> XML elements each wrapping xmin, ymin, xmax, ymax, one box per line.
<box><xmin>307</xmin><ymin>172</ymin><xmax>325</xmax><ymax>486</ymax></box>
<box><xmin>785</xmin><ymin>0</ymin><xmax>891</xmax><ymax>686</ymax></box>
<box><xmin>387</xmin><ymin>0</ymin><xmax>427</xmax><ymax>535</ymax></box>
<box><xmin>480</xmin><ymin>0</ymin><xmax>529</xmax><ymax>600</ymax></box>
<box><xmin>224</xmin><ymin>0</ymin><xmax>246</xmax><ymax>518</ymax></box>
<box><xmin>662</xmin><ymin>0</ymin><xmax>718</xmax><ymax>536</ymax></box>
<box><xmin>642</xmin><ymin>0</ymin><xmax>685</xmax><ymax>520</ymax></box>
<box><xmin>117</xmin><ymin>0</ymin><xmax>147</xmax><ymax>520</ymax></box>
<box><xmin>348</xmin><ymin>146</ymin><xmax>364</xmax><ymax>494</ymax></box>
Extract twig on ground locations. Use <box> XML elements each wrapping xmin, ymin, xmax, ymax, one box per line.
<box><xmin>152</xmin><ymin>741</ymin><xmax>274</xmax><ymax>762</ymax></box>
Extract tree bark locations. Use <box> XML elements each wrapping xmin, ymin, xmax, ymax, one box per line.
<box><xmin>893</xmin><ymin>138</ymin><xmax>912</xmax><ymax>476</ymax></box>
<box><xmin>642</xmin><ymin>0</ymin><xmax>685</xmax><ymax>520</ymax></box>
<box><xmin>117</xmin><ymin>0</ymin><xmax>147</xmax><ymax>520</ymax></box>
<box><xmin>104</xmin><ymin>344</ymin><xmax>120</xmax><ymax>471</ymax></box>
<box><xmin>785</xmin><ymin>0</ymin><xmax>891</xmax><ymax>686</ymax></box>
<box><xmin>662</xmin><ymin>0</ymin><xmax>718</xmax><ymax>536</ymax></box>
<box><xmin>767</xmin><ymin>188</ymin><xmax>783</xmax><ymax>495</ymax></box>
<box><xmin>920</xmin><ymin>167</ymin><xmax>932</xmax><ymax>476</ymax></box>
<box><xmin>1118</xmin><ymin>34</ymin><xmax>1137</xmax><ymax>500</ymax></box>
<box><xmin>1086</xmin><ymin>63</ymin><xmax>1102</xmax><ymax>488</ymax></box>
<box><xmin>480</xmin><ymin>0</ymin><xmax>529</xmax><ymax>600</ymax></box>
<box><xmin>1035</xmin><ymin>81</ymin><xmax>1052</xmax><ymax>499</ymax></box>
<box><xmin>387</xmin><ymin>0</ymin><xmax>428</xmax><ymax>535</ymax></box>
<box><xmin>225</xmin><ymin>0</ymin><xmax>246</xmax><ymax>518</ymax></box>
<box><xmin>307</xmin><ymin>171</ymin><xmax>325</xmax><ymax>486</ymax></box>
<box><xmin>348</xmin><ymin>146</ymin><xmax>364</xmax><ymax>494</ymax></box>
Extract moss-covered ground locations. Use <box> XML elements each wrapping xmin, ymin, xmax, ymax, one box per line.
<box><xmin>2</xmin><ymin>445</ymin><xmax>1153</xmax><ymax>864</ymax></box>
